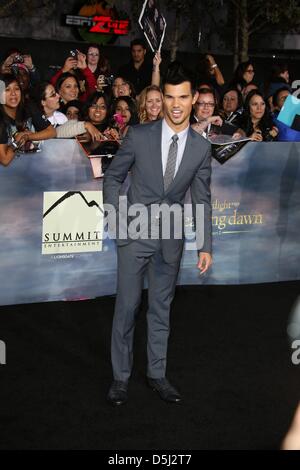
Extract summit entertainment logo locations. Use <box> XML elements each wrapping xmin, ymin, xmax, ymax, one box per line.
<box><xmin>42</xmin><ymin>191</ymin><xmax>104</xmax><ymax>255</ymax></box>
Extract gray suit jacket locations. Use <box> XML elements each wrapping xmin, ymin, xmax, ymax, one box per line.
<box><xmin>103</xmin><ymin>119</ymin><xmax>212</xmax><ymax>263</ymax></box>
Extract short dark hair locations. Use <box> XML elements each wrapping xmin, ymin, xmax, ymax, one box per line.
<box><xmin>197</xmin><ymin>87</ymin><xmax>219</xmax><ymax>113</ymax></box>
<box><xmin>130</xmin><ymin>38</ymin><xmax>147</xmax><ymax>50</ymax></box>
<box><xmin>272</xmin><ymin>86</ymin><xmax>290</xmax><ymax>108</ymax></box>
<box><xmin>163</xmin><ymin>61</ymin><xmax>196</xmax><ymax>95</ymax></box>
<box><xmin>62</xmin><ymin>99</ymin><xmax>83</xmax><ymax>120</ymax></box>
<box><xmin>221</xmin><ymin>87</ymin><xmax>243</xmax><ymax>109</ymax></box>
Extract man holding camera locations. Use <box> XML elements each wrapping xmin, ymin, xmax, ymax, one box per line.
<box><xmin>1</xmin><ymin>49</ymin><xmax>40</xmax><ymax>86</ymax></box>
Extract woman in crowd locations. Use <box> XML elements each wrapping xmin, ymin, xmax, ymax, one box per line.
<box><xmin>138</xmin><ymin>85</ymin><xmax>163</xmax><ymax>123</ymax></box>
<box><xmin>236</xmin><ymin>90</ymin><xmax>278</xmax><ymax>141</ymax></box>
<box><xmin>30</xmin><ymin>81</ymin><xmax>102</xmax><ymax>141</ymax></box>
<box><xmin>0</xmin><ymin>74</ymin><xmax>56</xmax><ymax>166</ymax></box>
<box><xmin>110</xmin><ymin>96</ymin><xmax>138</xmax><ymax>138</ymax></box>
<box><xmin>55</xmin><ymin>73</ymin><xmax>80</xmax><ymax>106</ymax></box>
<box><xmin>31</xmin><ymin>82</ymin><xmax>67</xmax><ymax>126</ymax></box>
<box><xmin>219</xmin><ymin>87</ymin><xmax>243</xmax><ymax>125</ymax></box>
<box><xmin>51</xmin><ymin>50</ymin><xmax>96</xmax><ymax>102</ymax></box>
<box><xmin>191</xmin><ymin>87</ymin><xmax>223</xmax><ymax>138</ymax></box>
<box><xmin>230</xmin><ymin>61</ymin><xmax>256</xmax><ymax>93</ymax></box>
<box><xmin>84</xmin><ymin>91</ymin><xmax>110</xmax><ymax>131</ymax></box>
<box><xmin>86</xmin><ymin>43</ymin><xmax>111</xmax><ymax>80</ymax></box>
<box><xmin>81</xmin><ymin>92</ymin><xmax>120</xmax><ymax>164</ymax></box>
<box><xmin>111</xmin><ymin>77</ymin><xmax>136</xmax><ymax>99</ymax></box>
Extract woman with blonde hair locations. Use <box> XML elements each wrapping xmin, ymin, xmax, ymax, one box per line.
<box><xmin>138</xmin><ymin>85</ymin><xmax>163</xmax><ymax>123</ymax></box>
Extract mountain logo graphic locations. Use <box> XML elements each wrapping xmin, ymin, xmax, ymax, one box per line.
<box><xmin>42</xmin><ymin>191</ymin><xmax>104</xmax><ymax>255</ymax></box>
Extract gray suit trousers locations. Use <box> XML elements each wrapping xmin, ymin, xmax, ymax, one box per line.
<box><xmin>111</xmin><ymin>239</ymin><xmax>181</xmax><ymax>381</ymax></box>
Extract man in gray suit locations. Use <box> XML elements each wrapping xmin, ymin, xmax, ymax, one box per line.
<box><xmin>103</xmin><ymin>67</ymin><xmax>212</xmax><ymax>406</ymax></box>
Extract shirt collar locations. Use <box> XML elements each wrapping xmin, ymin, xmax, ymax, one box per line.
<box><xmin>162</xmin><ymin>118</ymin><xmax>189</xmax><ymax>141</ymax></box>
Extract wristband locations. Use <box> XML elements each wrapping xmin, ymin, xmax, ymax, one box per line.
<box><xmin>9</xmin><ymin>136</ymin><xmax>19</xmax><ymax>150</ymax></box>
<box><xmin>211</xmin><ymin>63</ymin><xmax>218</xmax><ymax>69</ymax></box>
<box><xmin>9</xmin><ymin>141</ymin><xmax>19</xmax><ymax>150</ymax></box>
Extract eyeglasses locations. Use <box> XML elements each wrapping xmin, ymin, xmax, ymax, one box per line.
<box><xmin>90</xmin><ymin>104</ymin><xmax>106</xmax><ymax>110</ymax></box>
<box><xmin>245</xmin><ymin>68</ymin><xmax>254</xmax><ymax>73</ymax></box>
<box><xmin>45</xmin><ymin>92</ymin><xmax>58</xmax><ymax>99</ymax></box>
<box><xmin>87</xmin><ymin>53</ymin><xmax>99</xmax><ymax>57</ymax></box>
<box><xmin>196</xmin><ymin>101</ymin><xmax>215</xmax><ymax>108</ymax></box>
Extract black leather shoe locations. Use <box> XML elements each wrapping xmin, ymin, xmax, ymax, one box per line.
<box><xmin>147</xmin><ymin>377</ymin><xmax>182</xmax><ymax>403</ymax></box>
<box><xmin>107</xmin><ymin>380</ymin><xmax>128</xmax><ymax>406</ymax></box>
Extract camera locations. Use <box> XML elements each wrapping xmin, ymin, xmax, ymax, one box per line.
<box><xmin>12</xmin><ymin>54</ymin><xmax>24</xmax><ymax>64</ymax></box>
<box><xmin>105</xmin><ymin>75</ymin><xmax>114</xmax><ymax>86</ymax></box>
<box><xmin>96</xmin><ymin>75</ymin><xmax>114</xmax><ymax>90</ymax></box>
<box><xmin>69</xmin><ymin>50</ymin><xmax>78</xmax><ymax>59</ymax></box>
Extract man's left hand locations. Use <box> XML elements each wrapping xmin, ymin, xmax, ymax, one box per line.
<box><xmin>197</xmin><ymin>252</ymin><xmax>212</xmax><ymax>274</ymax></box>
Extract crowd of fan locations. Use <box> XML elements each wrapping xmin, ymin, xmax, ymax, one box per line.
<box><xmin>0</xmin><ymin>37</ymin><xmax>299</xmax><ymax>167</ymax></box>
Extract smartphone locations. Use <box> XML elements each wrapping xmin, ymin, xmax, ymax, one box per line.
<box><xmin>69</xmin><ymin>50</ymin><xmax>78</xmax><ymax>59</ymax></box>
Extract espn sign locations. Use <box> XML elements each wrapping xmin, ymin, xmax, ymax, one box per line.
<box><xmin>65</xmin><ymin>15</ymin><xmax>130</xmax><ymax>35</ymax></box>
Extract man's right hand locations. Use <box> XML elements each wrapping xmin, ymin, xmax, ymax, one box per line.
<box><xmin>197</xmin><ymin>252</ymin><xmax>212</xmax><ymax>274</ymax></box>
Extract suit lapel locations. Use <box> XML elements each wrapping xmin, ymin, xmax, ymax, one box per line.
<box><xmin>149</xmin><ymin>120</ymin><xmax>164</xmax><ymax>193</ymax></box>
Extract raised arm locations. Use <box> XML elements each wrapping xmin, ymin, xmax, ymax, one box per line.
<box><xmin>206</xmin><ymin>54</ymin><xmax>225</xmax><ymax>87</ymax></box>
<box><xmin>151</xmin><ymin>51</ymin><xmax>162</xmax><ymax>87</ymax></box>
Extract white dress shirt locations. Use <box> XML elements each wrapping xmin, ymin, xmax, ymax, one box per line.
<box><xmin>161</xmin><ymin>119</ymin><xmax>189</xmax><ymax>177</ymax></box>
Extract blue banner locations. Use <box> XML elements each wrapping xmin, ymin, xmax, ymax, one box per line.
<box><xmin>1</xmin><ymin>140</ymin><xmax>300</xmax><ymax>306</ymax></box>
